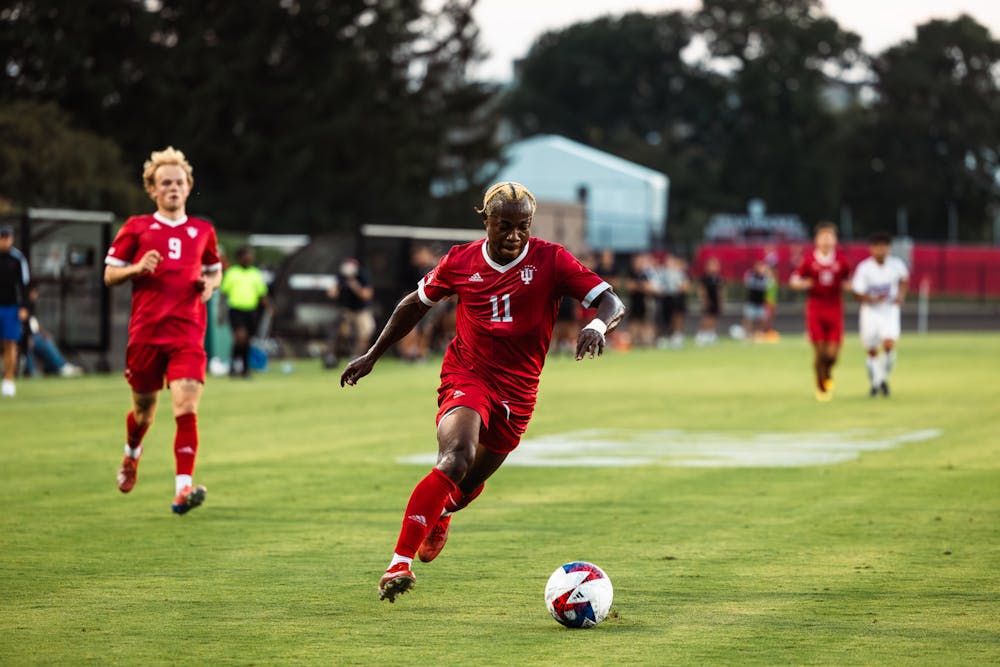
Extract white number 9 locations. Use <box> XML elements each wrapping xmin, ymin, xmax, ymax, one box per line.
<box><xmin>168</xmin><ymin>237</ymin><xmax>182</xmax><ymax>259</ymax></box>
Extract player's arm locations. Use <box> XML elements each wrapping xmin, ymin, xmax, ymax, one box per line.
<box><xmin>895</xmin><ymin>277</ymin><xmax>909</xmax><ymax>305</ymax></box>
<box><xmin>340</xmin><ymin>290</ymin><xmax>431</xmax><ymax>387</ymax></box>
<box><xmin>197</xmin><ymin>266</ymin><xmax>222</xmax><ymax>303</ymax></box>
<box><xmin>576</xmin><ymin>288</ymin><xmax>626</xmax><ymax>361</ymax></box>
<box><xmin>104</xmin><ymin>250</ymin><xmax>163</xmax><ymax>287</ymax></box>
<box><xmin>788</xmin><ymin>271</ymin><xmax>812</xmax><ymax>291</ymax></box>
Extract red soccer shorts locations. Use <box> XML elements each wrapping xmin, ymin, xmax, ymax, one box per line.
<box><xmin>435</xmin><ymin>371</ymin><xmax>534</xmax><ymax>455</ymax></box>
<box><xmin>124</xmin><ymin>341</ymin><xmax>207</xmax><ymax>393</ymax></box>
<box><xmin>805</xmin><ymin>302</ymin><xmax>844</xmax><ymax>344</ymax></box>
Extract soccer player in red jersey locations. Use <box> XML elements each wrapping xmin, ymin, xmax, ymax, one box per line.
<box><xmin>341</xmin><ymin>182</ymin><xmax>626</xmax><ymax>602</ymax></box>
<box><xmin>789</xmin><ymin>222</ymin><xmax>852</xmax><ymax>401</ymax></box>
<box><xmin>104</xmin><ymin>147</ymin><xmax>222</xmax><ymax>514</ymax></box>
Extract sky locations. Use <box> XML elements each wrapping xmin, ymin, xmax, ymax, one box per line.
<box><xmin>470</xmin><ymin>0</ymin><xmax>1000</xmax><ymax>82</ymax></box>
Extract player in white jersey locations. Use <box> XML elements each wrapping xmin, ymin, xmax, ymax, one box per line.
<box><xmin>851</xmin><ymin>232</ymin><xmax>909</xmax><ymax>397</ymax></box>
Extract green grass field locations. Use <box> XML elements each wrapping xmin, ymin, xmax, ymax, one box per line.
<box><xmin>2</xmin><ymin>334</ymin><xmax>999</xmax><ymax>665</ymax></box>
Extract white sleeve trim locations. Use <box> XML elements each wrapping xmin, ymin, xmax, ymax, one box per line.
<box><xmin>202</xmin><ymin>262</ymin><xmax>222</xmax><ymax>273</ymax></box>
<box><xmin>105</xmin><ymin>257</ymin><xmax>129</xmax><ymax>267</ymax></box>
<box><xmin>417</xmin><ymin>279</ymin><xmax>439</xmax><ymax>307</ymax></box>
<box><xmin>581</xmin><ymin>281</ymin><xmax>611</xmax><ymax>308</ymax></box>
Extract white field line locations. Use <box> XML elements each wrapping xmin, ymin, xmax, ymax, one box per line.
<box><xmin>397</xmin><ymin>428</ymin><xmax>943</xmax><ymax>468</ymax></box>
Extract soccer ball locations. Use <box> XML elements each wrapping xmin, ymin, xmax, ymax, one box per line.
<box><xmin>544</xmin><ymin>561</ymin><xmax>614</xmax><ymax>628</ymax></box>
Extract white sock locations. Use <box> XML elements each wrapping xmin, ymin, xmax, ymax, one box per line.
<box><xmin>865</xmin><ymin>357</ymin><xmax>879</xmax><ymax>388</ymax></box>
<box><xmin>124</xmin><ymin>444</ymin><xmax>142</xmax><ymax>459</ymax></box>
<box><xmin>175</xmin><ymin>474</ymin><xmax>192</xmax><ymax>494</ymax></box>
<box><xmin>885</xmin><ymin>349</ymin><xmax>896</xmax><ymax>377</ymax></box>
<box><xmin>388</xmin><ymin>553</ymin><xmax>413</xmax><ymax>569</ymax></box>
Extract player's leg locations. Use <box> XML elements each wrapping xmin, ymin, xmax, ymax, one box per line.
<box><xmin>417</xmin><ymin>442</ymin><xmax>504</xmax><ymax>564</ymax></box>
<box><xmin>117</xmin><ymin>343</ymin><xmax>164</xmax><ymax>492</ymax></box>
<box><xmin>823</xmin><ymin>341</ymin><xmax>841</xmax><ymax>390</ymax></box>
<box><xmin>117</xmin><ymin>390</ymin><xmax>158</xmax><ymax>492</ymax></box>
<box><xmin>859</xmin><ymin>309</ymin><xmax>882</xmax><ymax>395</ymax></box>
<box><xmin>229</xmin><ymin>320</ymin><xmax>248</xmax><ymax>377</ymax></box>
<box><xmin>396</xmin><ymin>406</ymin><xmax>480</xmax><ymax>557</ymax></box>
<box><xmin>864</xmin><ymin>349</ymin><xmax>880</xmax><ymax>396</ymax></box>
<box><xmin>879</xmin><ymin>307</ymin><xmax>900</xmax><ymax>396</ymax></box>
<box><xmin>2</xmin><ymin>339</ymin><xmax>17</xmax><ymax>396</ymax></box>
<box><xmin>880</xmin><ymin>338</ymin><xmax>896</xmax><ymax>396</ymax></box>
<box><xmin>379</xmin><ymin>406</ymin><xmax>480</xmax><ymax>601</ymax></box>
<box><xmin>168</xmin><ymin>378</ymin><xmax>206</xmax><ymax>514</ymax></box>
<box><xmin>811</xmin><ymin>342</ymin><xmax>827</xmax><ymax>395</ymax></box>
<box><xmin>166</xmin><ymin>345</ymin><xmax>209</xmax><ymax>514</ymax></box>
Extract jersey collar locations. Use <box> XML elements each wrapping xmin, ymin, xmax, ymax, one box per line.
<box><xmin>154</xmin><ymin>212</ymin><xmax>188</xmax><ymax>227</ymax></box>
<box><xmin>481</xmin><ymin>239</ymin><xmax>531</xmax><ymax>273</ymax></box>
<box><xmin>813</xmin><ymin>249</ymin><xmax>835</xmax><ymax>265</ymax></box>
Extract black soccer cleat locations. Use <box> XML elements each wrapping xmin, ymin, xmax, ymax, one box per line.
<box><xmin>879</xmin><ymin>381</ymin><xmax>890</xmax><ymax>397</ymax></box>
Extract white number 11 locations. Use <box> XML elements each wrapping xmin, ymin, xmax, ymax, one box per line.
<box><xmin>490</xmin><ymin>294</ymin><xmax>513</xmax><ymax>322</ymax></box>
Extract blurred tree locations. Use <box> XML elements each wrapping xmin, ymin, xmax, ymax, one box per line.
<box><xmin>0</xmin><ymin>101</ymin><xmax>145</xmax><ymax>213</ymax></box>
<box><xmin>844</xmin><ymin>15</ymin><xmax>1000</xmax><ymax>241</ymax></box>
<box><xmin>695</xmin><ymin>0</ymin><xmax>862</xmax><ymax>231</ymax></box>
<box><xmin>0</xmin><ymin>0</ymin><xmax>500</xmax><ymax>232</ymax></box>
<box><xmin>502</xmin><ymin>11</ymin><xmax>726</xmax><ymax>249</ymax></box>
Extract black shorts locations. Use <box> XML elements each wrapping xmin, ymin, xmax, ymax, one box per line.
<box><xmin>228</xmin><ymin>308</ymin><xmax>259</xmax><ymax>334</ymax></box>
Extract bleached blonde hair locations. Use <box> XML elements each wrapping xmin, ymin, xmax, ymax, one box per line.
<box><xmin>143</xmin><ymin>146</ymin><xmax>194</xmax><ymax>192</ymax></box>
<box><xmin>476</xmin><ymin>181</ymin><xmax>536</xmax><ymax>218</ymax></box>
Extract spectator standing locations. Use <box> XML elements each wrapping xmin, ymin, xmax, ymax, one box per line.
<box><xmin>220</xmin><ymin>246</ymin><xmax>271</xmax><ymax>377</ymax></box>
<box><xmin>743</xmin><ymin>260</ymin><xmax>770</xmax><ymax>340</ymax></box>
<box><xmin>695</xmin><ymin>257</ymin><xmax>723</xmax><ymax>346</ymax></box>
<box><xmin>626</xmin><ymin>253</ymin><xmax>656</xmax><ymax>347</ymax></box>
<box><xmin>657</xmin><ymin>254</ymin><xmax>689</xmax><ymax>348</ymax></box>
<box><xmin>325</xmin><ymin>257</ymin><xmax>375</xmax><ymax>366</ymax></box>
<box><xmin>0</xmin><ymin>224</ymin><xmax>29</xmax><ymax>397</ymax></box>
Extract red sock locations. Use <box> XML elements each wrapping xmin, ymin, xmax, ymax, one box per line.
<box><xmin>126</xmin><ymin>411</ymin><xmax>150</xmax><ymax>449</ymax></box>
<box><xmin>173</xmin><ymin>413</ymin><xmax>199</xmax><ymax>477</ymax></box>
<box><xmin>394</xmin><ymin>468</ymin><xmax>459</xmax><ymax>559</ymax></box>
<box><xmin>444</xmin><ymin>482</ymin><xmax>485</xmax><ymax>513</ymax></box>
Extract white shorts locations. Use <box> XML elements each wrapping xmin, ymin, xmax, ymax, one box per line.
<box><xmin>859</xmin><ymin>305</ymin><xmax>900</xmax><ymax>349</ymax></box>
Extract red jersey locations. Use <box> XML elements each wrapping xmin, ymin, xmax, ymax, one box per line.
<box><xmin>105</xmin><ymin>213</ymin><xmax>221</xmax><ymax>345</ymax></box>
<box><xmin>792</xmin><ymin>249</ymin><xmax>851</xmax><ymax>309</ymax></box>
<box><xmin>418</xmin><ymin>238</ymin><xmax>609</xmax><ymax>401</ymax></box>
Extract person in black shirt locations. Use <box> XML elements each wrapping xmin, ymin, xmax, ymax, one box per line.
<box><xmin>325</xmin><ymin>258</ymin><xmax>375</xmax><ymax>367</ymax></box>
<box><xmin>695</xmin><ymin>257</ymin><xmax>724</xmax><ymax>346</ymax></box>
<box><xmin>743</xmin><ymin>260</ymin><xmax>770</xmax><ymax>340</ymax></box>
<box><xmin>0</xmin><ymin>225</ymin><xmax>30</xmax><ymax>397</ymax></box>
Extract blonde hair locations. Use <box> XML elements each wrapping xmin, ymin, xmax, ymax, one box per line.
<box><xmin>143</xmin><ymin>146</ymin><xmax>194</xmax><ymax>191</ymax></box>
<box><xmin>476</xmin><ymin>182</ymin><xmax>536</xmax><ymax>218</ymax></box>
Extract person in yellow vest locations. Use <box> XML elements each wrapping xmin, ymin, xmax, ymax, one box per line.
<box><xmin>219</xmin><ymin>246</ymin><xmax>271</xmax><ymax>377</ymax></box>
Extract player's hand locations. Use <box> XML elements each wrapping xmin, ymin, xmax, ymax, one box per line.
<box><xmin>575</xmin><ymin>328</ymin><xmax>606</xmax><ymax>361</ymax></box>
<box><xmin>341</xmin><ymin>353</ymin><xmax>376</xmax><ymax>387</ymax></box>
<box><xmin>195</xmin><ymin>278</ymin><xmax>214</xmax><ymax>303</ymax></box>
<box><xmin>135</xmin><ymin>250</ymin><xmax>162</xmax><ymax>275</ymax></box>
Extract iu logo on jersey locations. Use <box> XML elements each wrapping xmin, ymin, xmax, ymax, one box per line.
<box><xmin>187</xmin><ymin>227</ymin><xmax>199</xmax><ymax>239</ymax></box>
<box><xmin>520</xmin><ymin>265</ymin><xmax>536</xmax><ymax>284</ymax></box>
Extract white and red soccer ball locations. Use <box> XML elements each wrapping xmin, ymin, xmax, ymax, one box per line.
<box><xmin>544</xmin><ymin>561</ymin><xmax>614</xmax><ymax>628</ymax></box>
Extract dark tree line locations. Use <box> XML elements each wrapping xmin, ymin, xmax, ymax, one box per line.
<box><xmin>0</xmin><ymin>0</ymin><xmax>500</xmax><ymax>232</ymax></box>
<box><xmin>3</xmin><ymin>0</ymin><xmax>1000</xmax><ymax>243</ymax></box>
<box><xmin>505</xmin><ymin>0</ymin><xmax>1000</xmax><ymax>244</ymax></box>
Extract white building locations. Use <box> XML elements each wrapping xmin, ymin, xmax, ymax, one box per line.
<box><xmin>493</xmin><ymin>134</ymin><xmax>669</xmax><ymax>252</ymax></box>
